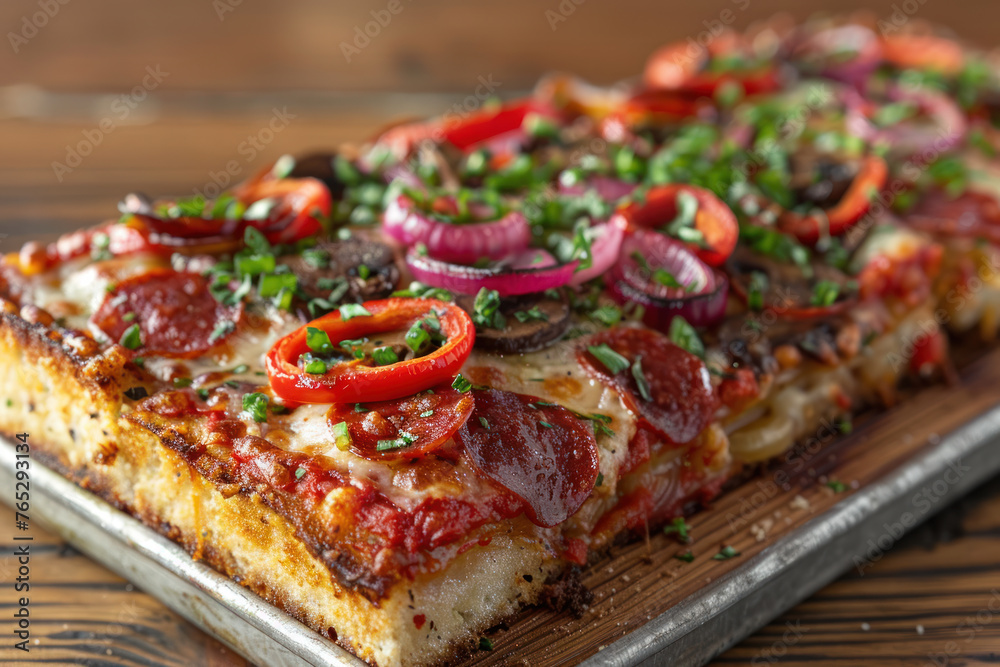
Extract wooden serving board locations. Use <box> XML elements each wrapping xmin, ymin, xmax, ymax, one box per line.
<box><xmin>453</xmin><ymin>348</ymin><xmax>1000</xmax><ymax>666</ymax></box>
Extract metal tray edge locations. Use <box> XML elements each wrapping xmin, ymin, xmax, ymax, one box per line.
<box><xmin>0</xmin><ymin>436</ymin><xmax>365</xmax><ymax>667</ymax></box>
<box><xmin>585</xmin><ymin>405</ymin><xmax>1000</xmax><ymax>666</ymax></box>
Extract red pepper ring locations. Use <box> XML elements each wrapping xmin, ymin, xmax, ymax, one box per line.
<box><xmin>618</xmin><ymin>184</ymin><xmax>739</xmax><ymax>267</ymax></box>
<box><xmin>643</xmin><ymin>32</ymin><xmax>782</xmax><ymax>98</ymax></box>
<box><xmin>266</xmin><ymin>298</ymin><xmax>475</xmax><ymax>404</ymax></box>
<box><xmin>132</xmin><ymin>164</ymin><xmax>330</xmax><ymax>247</ymax></box>
<box><xmin>776</xmin><ymin>154</ymin><xmax>888</xmax><ymax>246</ymax></box>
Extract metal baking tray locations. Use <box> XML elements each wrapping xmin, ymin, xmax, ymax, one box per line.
<box><xmin>3</xmin><ymin>404</ymin><xmax>1000</xmax><ymax>667</ymax></box>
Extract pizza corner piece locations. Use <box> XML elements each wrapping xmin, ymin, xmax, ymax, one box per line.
<box><xmin>2</xmin><ymin>16</ymin><xmax>1000</xmax><ymax>667</ymax></box>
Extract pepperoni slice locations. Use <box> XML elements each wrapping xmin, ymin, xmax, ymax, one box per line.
<box><xmin>327</xmin><ymin>385</ymin><xmax>474</xmax><ymax>461</ymax></box>
<box><xmin>91</xmin><ymin>268</ymin><xmax>242</xmax><ymax>358</ymax></box>
<box><xmin>906</xmin><ymin>188</ymin><xmax>1000</xmax><ymax>245</ymax></box>
<box><xmin>579</xmin><ymin>327</ymin><xmax>716</xmax><ymax>445</ymax></box>
<box><xmin>453</xmin><ymin>388</ymin><xmax>599</xmax><ymax>527</ymax></box>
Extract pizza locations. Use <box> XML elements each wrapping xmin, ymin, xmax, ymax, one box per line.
<box><xmin>2</xmin><ymin>15</ymin><xmax>1000</xmax><ymax>667</ymax></box>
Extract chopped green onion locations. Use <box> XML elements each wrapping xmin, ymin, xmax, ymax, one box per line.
<box><xmin>306</xmin><ymin>327</ymin><xmax>334</xmax><ymax>354</ymax></box>
<box><xmin>119</xmin><ymin>324</ymin><xmax>143</xmax><ymax>350</ymax></box>
<box><xmin>376</xmin><ymin>431</ymin><xmax>418</xmax><ymax>451</ymax></box>
<box><xmin>331</xmin><ymin>421</ymin><xmax>352</xmax><ymax>451</ymax></box>
<box><xmin>452</xmin><ymin>374</ymin><xmax>473</xmax><ymax>393</ymax></box>
<box><xmin>372</xmin><ymin>346</ymin><xmax>399</xmax><ymax>366</ymax></box>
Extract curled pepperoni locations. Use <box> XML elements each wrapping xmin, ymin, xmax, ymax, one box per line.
<box><xmin>91</xmin><ymin>269</ymin><xmax>242</xmax><ymax>358</ymax></box>
<box><xmin>579</xmin><ymin>327</ymin><xmax>716</xmax><ymax>445</ymax></box>
<box><xmin>326</xmin><ymin>385</ymin><xmax>474</xmax><ymax>461</ymax></box>
<box><xmin>454</xmin><ymin>388</ymin><xmax>599</xmax><ymax>527</ymax></box>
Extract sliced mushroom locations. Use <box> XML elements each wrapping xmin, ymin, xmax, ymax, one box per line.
<box><xmin>287</xmin><ymin>152</ymin><xmax>347</xmax><ymax>199</ymax></box>
<box><xmin>457</xmin><ymin>291</ymin><xmax>571</xmax><ymax>355</ymax></box>
<box><xmin>280</xmin><ymin>238</ymin><xmax>400</xmax><ymax>304</ymax></box>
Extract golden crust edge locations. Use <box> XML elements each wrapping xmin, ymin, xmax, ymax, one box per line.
<box><xmin>0</xmin><ymin>313</ymin><xmax>565</xmax><ymax>667</ymax></box>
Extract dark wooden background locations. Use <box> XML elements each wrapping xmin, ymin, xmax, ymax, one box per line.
<box><xmin>2</xmin><ymin>0</ymin><xmax>1000</xmax><ymax>664</ymax></box>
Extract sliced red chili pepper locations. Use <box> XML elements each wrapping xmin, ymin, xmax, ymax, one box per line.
<box><xmin>777</xmin><ymin>155</ymin><xmax>888</xmax><ymax>246</ymax></box>
<box><xmin>126</xmin><ymin>163</ymin><xmax>329</xmax><ymax>248</ymax></box>
<box><xmin>326</xmin><ymin>384</ymin><xmax>474</xmax><ymax>461</ymax></box>
<box><xmin>643</xmin><ymin>32</ymin><xmax>782</xmax><ymax>98</ymax></box>
<box><xmin>453</xmin><ymin>388</ymin><xmax>599</xmax><ymax>527</ymax></box>
<box><xmin>376</xmin><ymin>99</ymin><xmax>560</xmax><ymax>157</ymax></box>
<box><xmin>618</xmin><ymin>184</ymin><xmax>738</xmax><ymax>267</ymax></box>
<box><xmin>600</xmin><ymin>90</ymin><xmax>713</xmax><ymax>142</ymax></box>
<box><xmin>266</xmin><ymin>298</ymin><xmax>475</xmax><ymax>404</ymax></box>
<box><xmin>880</xmin><ymin>33</ymin><xmax>965</xmax><ymax>76</ymax></box>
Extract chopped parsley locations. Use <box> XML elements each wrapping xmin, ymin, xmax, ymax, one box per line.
<box><xmin>119</xmin><ymin>324</ymin><xmax>143</xmax><ymax>350</ymax></box>
<box><xmin>587</xmin><ymin>343</ymin><xmax>630</xmax><ymax>375</ymax></box>
<box><xmin>208</xmin><ymin>320</ymin><xmax>236</xmax><ymax>345</ymax></box>
<box><xmin>295</xmin><ymin>467</ymin><xmax>307</xmax><ymax>480</ymax></box>
<box><xmin>514</xmin><ymin>306</ymin><xmax>549</xmax><ymax>323</ymax></box>
<box><xmin>674</xmin><ymin>550</ymin><xmax>695</xmax><ymax>563</ymax></box>
<box><xmin>663</xmin><ymin>517</ymin><xmax>691</xmax><ymax>543</ymax></box>
<box><xmin>301</xmin><ymin>353</ymin><xmax>328</xmax><ymax>375</ymax></box>
<box><xmin>452</xmin><ymin>374</ymin><xmax>473</xmax><ymax>393</ymax></box>
<box><xmin>479</xmin><ymin>416</ymin><xmax>491</xmax><ymax>430</ymax></box>
<box><xmin>713</xmin><ymin>545</ymin><xmax>741</xmax><ymax>560</ymax></box>
<box><xmin>338</xmin><ymin>303</ymin><xmax>372</xmax><ymax>321</ymax></box>
<box><xmin>419</xmin><ymin>410</ymin><xmax>435</xmax><ymax>418</ymax></box>
<box><xmin>306</xmin><ymin>327</ymin><xmax>334</xmax><ymax>354</ymax></box>
<box><xmin>173</xmin><ymin>377</ymin><xmax>193</xmax><ymax>388</ymax></box>
<box><xmin>826</xmin><ymin>479</ymin><xmax>849</xmax><ymax>493</ymax></box>
<box><xmin>479</xmin><ymin>637</ymin><xmax>494</xmax><ymax>651</ymax></box>
<box><xmin>538</xmin><ymin>420</ymin><xmax>554</xmax><ymax>429</ymax></box>
<box><xmin>810</xmin><ymin>280</ymin><xmax>841</xmax><ymax>307</ymax></box>
<box><xmin>747</xmin><ymin>272</ymin><xmax>768</xmax><ymax>311</ymax></box>
<box><xmin>631</xmin><ymin>356</ymin><xmax>653</xmax><ymax>402</ymax></box>
<box><xmin>339</xmin><ymin>338</ymin><xmax>366</xmax><ymax>359</ymax></box>
<box><xmin>472</xmin><ymin>288</ymin><xmax>506</xmax><ymax>329</ymax></box>
<box><xmin>589</xmin><ymin>305</ymin><xmax>623</xmax><ymax>327</ymax></box>
<box><xmin>668</xmin><ymin>316</ymin><xmax>704</xmax><ymax>358</ymax></box>
<box><xmin>595</xmin><ymin>472</ymin><xmax>604</xmax><ymax>487</ymax></box>
<box><xmin>372</xmin><ymin>346</ymin><xmax>399</xmax><ymax>366</ymax></box>
<box><xmin>242</xmin><ymin>393</ymin><xmax>269</xmax><ymax>423</ymax></box>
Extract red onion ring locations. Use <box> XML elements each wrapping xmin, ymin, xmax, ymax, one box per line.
<box><xmin>383</xmin><ymin>194</ymin><xmax>532</xmax><ymax>265</ymax></box>
<box><xmin>406</xmin><ymin>248</ymin><xmax>579</xmax><ymax>296</ymax></box>
<box><xmin>848</xmin><ymin>84</ymin><xmax>968</xmax><ymax>160</ymax></box>
<box><xmin>790</xmin><ymin>24</ymin><xmax>883</xmax><ymax>89</ymax></box>
<box><xmin>609</xmin><ymin>230</ymin><xmax>729</xmax><ymax>331</ymax></box>
<box><xmin>569</xmin><ymin>220</ymin><xmax>626</xmax><ymax>286</ymax></box>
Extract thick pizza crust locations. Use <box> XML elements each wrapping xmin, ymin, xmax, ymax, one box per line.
<box><xmin>0</xmin><ymin>313</ymin><xmax>564</xmax><ymax>667</ymax></box>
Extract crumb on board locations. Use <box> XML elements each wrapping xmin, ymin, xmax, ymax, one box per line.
<box><xmin>861</xmin><ymin>622</ymin><xmax>871</xmax><ymax>631</ymax></box>
<box><xmin>917</xmin><ymin>624</ymin><xmax>925</xmax><ymax>635</ymax></box>
<box><xmin>790</xmin><ymin>494</ymin><xmax>810</xmax><ymax>511</ymax></box>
